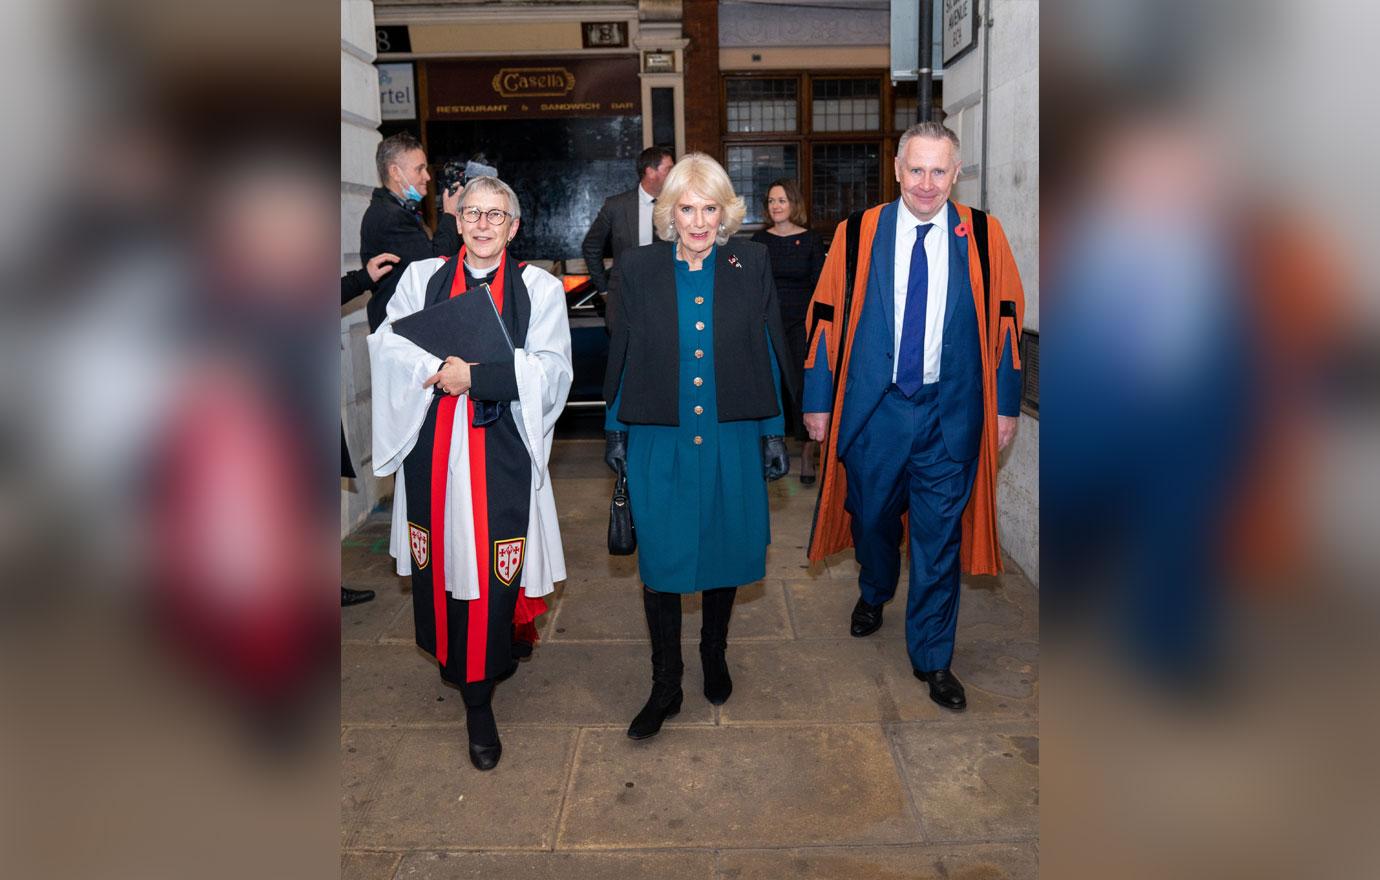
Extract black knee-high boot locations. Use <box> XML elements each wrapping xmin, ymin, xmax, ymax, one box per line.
<box><xmin>460</xmin><ymin>680</ymin><xmax>501</xmax><ymax>770</ymax></box>
<box><xmin>628</xmin><ymin>586</ymin><xmax>684</xmax><ymax>740</ymax></box>
<box><xmin>700</xmin><ymin>586</ymin><xmax>738</xmax><ymax>705</ymax></box>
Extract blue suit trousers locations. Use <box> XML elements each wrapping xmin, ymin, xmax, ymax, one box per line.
<box><xmin>842</xmin><ymin>383</ymin><xmax>977</xmax><ymax>672</ymax></box>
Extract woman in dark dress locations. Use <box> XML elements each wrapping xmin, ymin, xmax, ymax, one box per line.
<box><xmin>750</xmin><ymin>179</ymin><xmax>826</xmax><ymax>482</ymax></box>
<box><xmin>603</xmin><ymin>153</ymin><xmax>796</xmax><ymax>740</ymax></box>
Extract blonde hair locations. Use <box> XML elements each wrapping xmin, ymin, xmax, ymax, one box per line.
<box><xmin>652</xmin><ymin>153</ymin><xmax>746</xmax><ymax>246</ymax></box>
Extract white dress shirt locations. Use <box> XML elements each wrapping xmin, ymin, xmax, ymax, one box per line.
<box><xmin>637</xmin><ymin>184</ymin><xmax>656</xmax><ymax>247</ymax></box>
<box><xmin>892</xmin><ymin>200</ymin><xmax>949</xmax><ymax>384</ymax></box>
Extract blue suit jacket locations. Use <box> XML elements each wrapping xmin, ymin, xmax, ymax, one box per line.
<box><xmin>805</xmin><ymin>200</ymin><xmax>1018</xmax><ymax>463</ymax></box>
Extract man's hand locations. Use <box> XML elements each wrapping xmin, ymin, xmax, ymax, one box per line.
<box><xmin>997</xmin><ymin>415</ymin><xmax>1018</xmax><ymax>451</ymax></box>
<box><xmin>423</xmin><ymin>357</ymin><xmax>472</xmax><ymax>396</ymax></box>
<box><xmin>366</xmin><ymin>252</ymin><xmax>399</xmax><ymax>283</ymax></box>
<box><xmin>803</xmin><ymin>412</ymin><xmax>830</xmax><ymax>443</ymax></box>
<box><xmin>441</xmin><ymin>182</ymin><xmax>463</xmax><ymax>217</ymax></box>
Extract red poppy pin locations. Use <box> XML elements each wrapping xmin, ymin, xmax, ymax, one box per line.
<box><xmin>954</xmin><ymin>222</ymin><xmax>970</xmax><ymax>238</ymax></box>
<box><xmin>728</xmin><ymin>254</ymin><xmax>742</xmax><ymax>269</ymax></box>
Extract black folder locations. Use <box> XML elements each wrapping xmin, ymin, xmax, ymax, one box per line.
<box><xmin>390</xmin><ymin>283</ymin><xmax>514</xmax><ymax>364</ymax></box>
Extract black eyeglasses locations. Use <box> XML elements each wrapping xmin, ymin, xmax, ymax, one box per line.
<box><xmin>459</xmin><ymin>207</ymin><xmax>513</xmax><ymax>224</ymax></box>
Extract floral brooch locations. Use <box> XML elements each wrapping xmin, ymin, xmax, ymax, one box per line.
<box><xmin>953</xmin><ymin>222</ymin><xmax>970</xmax><ymax>238</ymax></box>
<box><xmin>727</xmin><ymin>254</ymin><xmax>742</xmax><ymax>269</ymax></box>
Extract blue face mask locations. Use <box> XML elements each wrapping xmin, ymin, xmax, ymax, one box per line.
<box><xmin>393</xmin><ymin>165</ymin><xmax>424</xmax><ymax>204</ymax></box>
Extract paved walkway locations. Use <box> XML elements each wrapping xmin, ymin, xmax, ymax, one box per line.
<box><xmin>342</xmin><ymin>438</ymin><xmax>1038</xmax><ymax>879</ymax></box>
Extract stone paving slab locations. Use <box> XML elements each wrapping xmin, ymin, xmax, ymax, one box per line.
<box><xmin>785</xmin><ymin>576</ymin><xmax>1037</xmax><ymax>643</ymax></box>
<box><xmin>717</xmin><ymin>841</ymin><xmax>1039</xmax><ymax>880</ymax></box>
<box><xmin>871</xmin><ymin>639</ymin><xmax>1040</xmax><ymax>722</ymax></box>
<box><xmin>347</xmin><ymin>726</ymin><xmax>577</xmax><ymax>850</ymax></box>
<box><xmin>557</xmin><ymin>725</ymin><xmax>920</xmax><ymax>850</ymax></box>
<box><xmin>715</xmin><ymin>638</ymin><xmax>903</xmax><ymax>724</ymax></box>
<box><xmin>782</xmin><ymin>578</ymin><xmax>903</xmax><ymax>641</ymax></box>
<box><xmin>764</xmin><ymin>540</ymin><xmax>831</xmax><ymax>581</ymax></box>
<box><xmin>342</xmin><ymin>727</ymin><xmax>404</xmax><ymax>847</ymax></box>
<box><xmin>889</xmin><ymin>720</ymin><xmax>1039</xmax><ymax>843</ymax></box>
<box><xmin>344</xmin><ymin>594</ymin><xmax>412</xmax><ymax>645</ymax></box>
<box><xmin>342</xmin><ymin>851</ymin><xmax>402</xmax><ymax>880</ymax></box>
<box><xmin>547</xmin><ymin>578</ymin><xmax>793</xmax><ymax>643</ymax></box>
<box><xmin>493</xmin><ymin>642</ymin><xmax>714</xmax><ymax>728</ymax></box>
<box><xmin>393</xmin><ymin>849</ymin><xmax>715</xmax><ymax>879</ymax></box>
<box><xmin>553</xmin><ymin>543</ymin><xmax>642</xmax><ymax>586</ymax></box>
<box><xmin>342</xmin><ymin>432</ymin><xmax>1038</xmax><ymax>874</ymax></box>
<box><xmin>342</xmin><ymin>643</ymin><xmax>466</xmax><ymax>726</ymax></box>
<box><xmin>546</xmin><ymin>437</ymin><xmax>609</xmax><ymax>479</ymax></box>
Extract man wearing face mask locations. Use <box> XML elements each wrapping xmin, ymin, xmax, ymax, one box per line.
<box><xmin>360</xmin><ymin>132</ymin><xmax>463</xmax><ymax>331</ymax></box>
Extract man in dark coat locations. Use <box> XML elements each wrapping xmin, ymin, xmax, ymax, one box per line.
<box><xmin>580</xmin><ymin>145</ymin><xmax>674</xmax><ymax>325</ymax></box>
<box><xmin>359</xmin><ymin>132</ymin><xmax>463</xmax><ymax>331</ymax></box>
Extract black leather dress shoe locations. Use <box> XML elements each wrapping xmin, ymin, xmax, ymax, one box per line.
<box><xmin>913</xmin><ymin>667</ymin><xmax>967</xmax><ymax>711</ymax></box>
<box><xmin>341</xmin><ymin>587</ymin><xmax>375</xmax><ymax>606</ymax></box>
<box><xmin>468</xmin><ymin>739</ymin><xmax>502</xmax><ymax>771</ymax></box>
<box><xmin>849</xmin><ymin>597</ymin><xmax>884</xmax><ymax>637</ymax></box>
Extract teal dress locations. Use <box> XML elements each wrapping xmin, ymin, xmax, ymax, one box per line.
<box><xmin>607</xmin><ymin>247</ymin><xmax>785</xmax><ymax>593</ymax></box>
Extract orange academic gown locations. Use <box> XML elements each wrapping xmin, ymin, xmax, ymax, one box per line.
<box><xmin>803</xmin><ymin>202</ymin><xmax>1026</xmax><ymax>575</ymax></box>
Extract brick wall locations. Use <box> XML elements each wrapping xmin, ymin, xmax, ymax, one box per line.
<box><xmin>682</xmin><ymin>0</ymin><xmax>720</xmax><ymax>158</ymax></box>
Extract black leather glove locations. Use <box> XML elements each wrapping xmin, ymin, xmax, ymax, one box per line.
<box><xmin>604</xmin><ymin>430</ymin><xmax>628</xmax><ymax>475</ymax></box>
<box><xmin>762</xmin><ymin>435</ymin><xmax>789</xmax><ymax>481</ymax></box>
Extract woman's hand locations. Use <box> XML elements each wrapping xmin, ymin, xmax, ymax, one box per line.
<box><xmin>423</xmin><ymin>357</ymin><xmax>472</xmax><ymax>396</ymax></box>
<box><xmin>604</xmin><ymin>431</ymin><xmax>628</xmax><ymax>475</ymax></box>
<box><xmin>762</xmin><ymin>435</ymin><xmax>789</xmax><ymax>481</ymax></box>
<box><xmin>366</xmin><ymin>252</ymin><xmax>399</xmax><ymax>283</ymax></box>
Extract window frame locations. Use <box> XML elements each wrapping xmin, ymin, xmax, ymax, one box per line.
<box><xmin>720</xmin><ymin>70</ymin><xmax>918</xmax><ymax>242</ymax></box>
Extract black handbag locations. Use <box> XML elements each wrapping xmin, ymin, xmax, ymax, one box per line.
<box><xmin>607</xmin><ymin>468</ymin><xmax>636</xmax><ymax>555</ymax></box>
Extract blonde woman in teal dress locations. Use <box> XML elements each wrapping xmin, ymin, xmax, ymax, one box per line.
<box><xmin>603</xmin><ymin>153</ymin><xmax>797</xmax><ymax>740</ymax></box>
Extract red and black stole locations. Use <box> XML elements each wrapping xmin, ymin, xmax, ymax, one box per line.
<box><xmin>400</xmin><ymin>248</ymin><xmax>540</xmax><ymax>685</ymax></box>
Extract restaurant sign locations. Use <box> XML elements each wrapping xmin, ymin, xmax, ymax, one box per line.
<box><xmin>430</xmin><ymin>57</ymin><xmax>639</xmax><ymax>120</ymax></box>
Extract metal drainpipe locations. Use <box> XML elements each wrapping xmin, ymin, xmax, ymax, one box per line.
<box><xmin>979</xmin><ymin>2</ymin><xmax>994</xmax><ymax>210</ymax></box>
<box><xmin>918</xmin><ymin>0</ymin><xmax>933</xmax><ymax>122</ymax></box>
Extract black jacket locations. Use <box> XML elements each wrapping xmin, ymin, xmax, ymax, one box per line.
<box><xmin>603</xmin><ymin>240</ymin><xmax>798</xmax><ymax>425</ymax></box>
<box><xmin>580</xmin><ymin>187</ymin><xmax>642</xmax><ymax>295</ymax></box>
<box><xmin>360</xmin><ymin>187</ymin><xmax>461</xmax><ymax>331</ymax></box>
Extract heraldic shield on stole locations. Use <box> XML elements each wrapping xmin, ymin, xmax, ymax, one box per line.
<box><xmin>409</xmin><ymin>523</ymin><xmax>429</xmax><ymax>569</ymax></box>
<box><xmin>493</xmin><ymin>537</ymin><xmax>525</xmax><ymax>586</ymax></box>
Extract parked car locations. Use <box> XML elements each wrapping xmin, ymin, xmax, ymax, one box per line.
<box><xmin>562</xmin><ymin>273</ymin><xmax>608</xmax><ymax>409</ymax></box>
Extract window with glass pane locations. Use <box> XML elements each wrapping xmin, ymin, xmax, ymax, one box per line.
<box><xmin>893</xmin><ymin>81</ymin><xmax>918</xmax><ymax>131</ymax></box>
<box><xmin>811</xmin><ymin>78</ymin><xmax>881</xmax><ymax>132</ymax></box>
<box><xmin>811</xmin><ymin>142</ymin><xmax>881</xmax><ymax>228</ymax></box>
<box><xmin>725</xmin><ymin>78</ymin><xmax>798</xmax><ymax>133</ymax></box>
<box><xmin>726</xmin><ymin>144</ymin><xmax>800</xmax><ymax>225</ymax></box>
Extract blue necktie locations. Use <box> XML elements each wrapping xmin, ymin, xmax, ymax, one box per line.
<box><xmin>895</xmin><ymin>222</ymin><xmax>933</xmax><ymax>396</ymax></box>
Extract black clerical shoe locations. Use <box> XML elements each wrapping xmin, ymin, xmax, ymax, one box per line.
<box><xmin>913</xmin><ymin>667</ymin><xmax>967</xmax><ymax>711</ymax></box>
<box><xmin>468</xmin><ymin>739</ymin><xmax>502</xmax><ymax>771</ymax></box>
<box><xmin>341</xmin><ymin>587</ymin><xmax>375</xmax><ymax>606</ymax></box>
<box><xmin>849</xmin><ymin>597</ymin><xmax>884</xmax><ymax>637</ymax></box>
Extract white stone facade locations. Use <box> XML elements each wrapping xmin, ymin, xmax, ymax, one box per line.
<box><xmin>943</xmin><ymin>0</ymin><xmax>1039</xmax><ymax>584</ymax></box>
<box><xmin>341</xmin><ymin>0</ymin><xmax>387</xmax><ymax>536</ymax></box>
